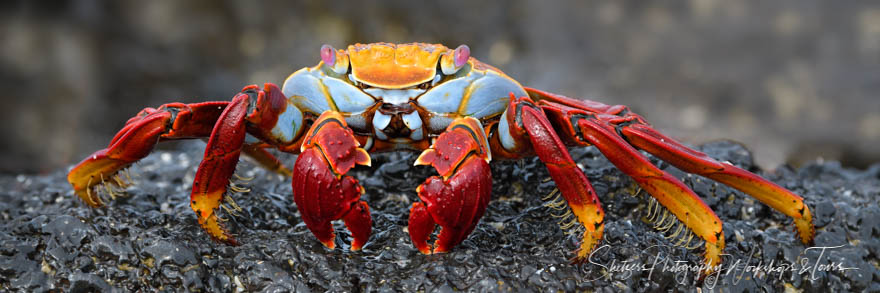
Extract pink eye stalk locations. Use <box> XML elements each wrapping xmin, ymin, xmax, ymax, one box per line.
<box><xmin>320</xmin><ymin>44</ymin><xmax>336</xmax><ymax>67</ymax></box>
<box><xmin>454</xmin><ymin>45</ymin><xmax>470</xmax><ymax>67</ymax></box>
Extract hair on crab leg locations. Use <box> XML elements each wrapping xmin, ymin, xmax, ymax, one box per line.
<box><xmin>686</xmin><ymin>234</ymin><xmax>704</xmax><ymax>250</ymax></box>
<box><xmin>551</xmin><ymin>209</ymin><xmax>573</xmax><ymax>219</ymax></box>
<box><xmin>618</xmin><ymin>123</ymin><xmax>815</xmax><ymax>245</ymax></box>
<box><xmin>541</xmin><ymin>188</ymin><xmax>559</xmax><ymax>201</ymax></box>
<box><xmin>674</xmin><ymin>231</ymin><xmax>693</xmax><ymax>247</ymax></box>
<box><xmin>233</xmin><ymin>173</ymin><xmax>254</xmax><ymax>181</ymax></box>
<box><xmin>665</xmin><ymin>222</ymin><xmax>684</xmax><ymax>239</ymax></box>
<box><xmin>659</xmin><ymin>214</ymin><xmax>678</xmax><ymax>232</ymax></box>
<box><xmin>545</xmin><ymin>198</ymin><xmax>570</xmax><ymax>211</ymax></box>
<box><xmin>225</xmin><ymin>195</ymin><xmax>243</xmax><ymax>212</ymax></box>
<box><xmin>559</xmin><ymin>217</ymin><xmax>579</xmax><ymax>230</ymax></box>
<box><xmin>652</xmin><ymin>210</ymin><xmax>670</xmax><ymax>230</ymax></box>
<box><xmin>646</xmin><ymin>199</ymin><xmax>658</xmax><ymax>221</ymax></box>
<box><xmin>220</xmin><ymin>203</ymin><xmax>240</xmax><ymax>217</ymax></box>
<box><xmin>565</xmin><ymin>225</ymin><xmax>586</xmax><ymax>236</ymax></box>
<box><xmin>123</xmin><ymin>169</ymin><xmax>135</xmax><ymax>183</ymax></box>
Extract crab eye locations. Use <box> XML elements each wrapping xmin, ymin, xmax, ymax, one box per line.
<box><xmin>454</xmin><ymin>45</ymin><xmax>470</xmax><ymax>67</ymax></box>
<box><xmin>440</xmin><ymin>44</ymin><xmax>470</xmax><ymax>75</ymax></box>
<box><xmin>320</xmin><ymin>44</ymin><xmax>349</xmax><ymax>75</ymax></box>
<box><xmin>320</xmin><ymin>45</ymin><xmax>336</xmax><ymax>66</ymax></box>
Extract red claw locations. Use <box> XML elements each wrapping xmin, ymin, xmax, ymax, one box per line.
<box><xmin>409</xmin><ymin>156</ymin><xmax>491</xmax><ymax>253</ymax></box>
<box><xmin>293</xmin><ymin>111</ymin><xmax>372</xmax><ymax>250</ymax></box>
<box><xmin>293</xmin><ymin>148</ymin><xmax>371</xmax><ymax>249</ymax></box>
<box><xmin>409</xmin><ymin>117</ymin><xmax>492</xmax><ymax>254</ymax></box>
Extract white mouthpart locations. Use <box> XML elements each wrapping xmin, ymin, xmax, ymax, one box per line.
<box><xmin>372</xmin><ymin>112</ymin><xmax>392</xmax><ymax>130</ymax></box>
<box><xmin>363</xmin><ymin>88</ymin><xmax>426</xmax><ymax>105</ymax></box>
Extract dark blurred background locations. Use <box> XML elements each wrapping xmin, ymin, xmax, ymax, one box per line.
<box><xmin>1</xmin><ymin>0</ymin><xmax>878</xmax><ymax>174</ymax></box>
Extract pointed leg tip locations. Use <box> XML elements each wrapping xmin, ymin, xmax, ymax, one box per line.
<box><xmin>794</xmin><ymin>209</ymin><xmax>816</xmax><ymax>245</ymax></box>
<box><xmin>201</xmin><ymin>218</ymin><xmax>239</xmax><ymax>246</ymax></box>
<box><xmin>701</xmin><ymin>240</ymin><xmax>724</xmax><ymax>276</ymax></box>
<box><xmin>581</xmin><ymin>226</ymin><xmax>604</xmax><ymax>254</ymax></box>
<box><xmin>415</xmin><ymin>245</ymin><xmax>433</xmax><ymax>255</ymax></box>
<box><xmin>321</xmin><ymin>239</ymin><xmax>336</xmax><ymax>250</ymax></box>
<box><xmin>431</xmin><ymin>244</ymin><xmax>452</xmax><ymax>254</ymax></box>
<box><xmin>798</xmin><ymin>227</ymin><xmax>816</xmax><ymax>246</ymax></box>
<box><xmin>569</xmin><ymin>252</ymin><xmax>589</xmax><ymax>265</ymax></box>
<box><xmin>73</xmin><ymin>188</ymin><xmax>104</xmax><ymax>208</ymax></box>
<box><xmin>218</xmin><ymin>237</ymin><xmax>240</xmax><ymax>246</ymax></box>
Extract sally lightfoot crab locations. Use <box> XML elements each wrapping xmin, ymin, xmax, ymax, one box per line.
<box><xmin>68</xmin><ymin>43</ymin><xmax>814</xmax><ymax>274</ymax></box>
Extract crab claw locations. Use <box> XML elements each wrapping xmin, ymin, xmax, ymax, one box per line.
<box><xmin>293</xmin><ymin>111</ymin><xmax>372</xmax><ymax>250</ymax></box>
<box><xmin>409</xmin><ymin>156</ymin><xmax>492</xmax><ymax>254</ymax></box>
<box><xmin>409</xmin><ymin>117</ymin><xmax>492</xmax><ymax>254</ymax></box>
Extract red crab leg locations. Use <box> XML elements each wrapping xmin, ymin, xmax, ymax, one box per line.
<box><xmin>68</xmin><ymin>101</ymin><xmax>229</xmax><ymax>207</ymax></box>
<box><xmin>528</xmin><ymin>87</ymin><xmax>814</xmax><ymax>245</ymax></box>
<box><xmin>526</xmin><ymin>93</ymin><xmax>725</xmax><ymax>271</ymax></box>
<box><xmin>620</xmin><ymin>123</ymin><xmax>815</xmax><ymax>243</ymax></box>
<box><xmin>571</xmin><ymin>110</ymin><xmax>724</xmax><ymax>271</ymax></box>
<box><xmin>189</xmin><ymin>92</ymin><xmax>251</xmax><ymax>245</ymax></box>
<box><xmin>292</xmin><ymin>111</ymin><xmax>372</xmax><ymax>250</ymax></box>
<box><xmin>242</xmin><ymin>144</ymin><xmax>293</xmax><ymax>177</ymax></box>
<box><xmin>489</xmin><ymin>95</ymin><xmax>605</xmax><ymax>261</ymax></box>
<box><xmin>190</xmin><ymin>83</ymin><xmax>296</xmax><ymax>244</ymax></box>
<box><xmin>409</xmin><ymin>117</ymin><xmax>493</xmax><ymax>254</ymax></box>
<box><xmin>69</xmin><ymin>83</ymin><xmax>299</xmax><ymax>244</ymax></box>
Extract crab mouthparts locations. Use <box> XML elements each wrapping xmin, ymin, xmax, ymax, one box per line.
<box><xmin>363</xmin><ymin>88</ymin><xmax>425</xmax><ymax>106</ymax></box>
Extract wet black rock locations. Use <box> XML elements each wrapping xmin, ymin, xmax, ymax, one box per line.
<box><xmin>1</xmin><ymin>141</ymin><xmax>878</xmax><ymax>291</ymax></box>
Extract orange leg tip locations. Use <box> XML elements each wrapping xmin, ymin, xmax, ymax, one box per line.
<box><xmin>72</xmin><ymin>188</ymin><xmax>103</xmax><ymax>208</ymax></box>
<box><xmin>68</xmin><ymin>151</ymin><xmax>133</xmax><ymax>207</ymax></box>
<box><xmin>569</xmin><ymin>222</ymin><xmax>604</xmax><ymax>263</ymax></box>
<box><xmin>199</xmin><ymin>213</ymin><xmax>238</xmax><ymax>246</ymax></box>
<box><xmin>321</xmin><ymin>239</ymin><xmax>336</xmax><ymax>250</ymax></box>
<box><xmin>417</xmin><ymin>246</ymin><xmax>433</xmax><ymax>255</ymax></box>
<box><xmin>794</xmin><ymin>206</ymin><xmax>815</xmax><ymax>245</ymax></box>
<box><xmin>701</xmin><ymin>236</ymin><xmax>725</xmax><ymax>276</ymax></box>
<box><xmin>431</xmin><ymin>243</ymin><xmax>451</xmax><ymax>254</ymax></box>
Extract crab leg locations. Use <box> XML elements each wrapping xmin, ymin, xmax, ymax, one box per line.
<box><xmin>531</xmin><ymin>95</ymin><xmax>725</xmax><ymax>271</ymax></box>
<box><xmin>409</xmin><ymin>117</ymin><xmax>493</xmax><ymax>254</ymax></box>
<box><xmin>70</xmin><ymin>82</ymin><xmax>300</xmax><ymax>244</ymax></box>
<box><xmin>616</xmin><ymin>124</ymin><xmax>815</xmax><ymax>244</ymax></box>
<box><xmin>567</xmin><ymin>110</ymin><xmax>725</xmax><ymax>271</ymax></box>
<box><xmin>292</xmin><ymin>111</ymin><xmax>372</xmax><ymax>250</ymax></box>
<box><xmin>242</xmin><ymin>144</ymin><xmax>293</xmax><ymax>177</ymax></box>
<box><xmin>68</xmin><ymin>101</ymin><xmax>229</xmax><ymax>207</ymax></box>
<box><xmin>191</xmin><ymin>83</ymin><xmax>301</xmax><ymax>244</ymax></box>
<box><xmin>490</xmin><ymin>95</ymin><xmax>605</xmax><ymax>261</ymax></box>
<box><xmin>527</xmin><ymin>87</ymin><xmax>814</xmax><ymax>245</ymax></box>
<box><xmin>189</xmin><ymin>91</ymin><xmax>252</xmax><ymax>245</ymax></box>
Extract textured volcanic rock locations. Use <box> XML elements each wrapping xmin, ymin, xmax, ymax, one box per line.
<box><xmin>1</xmin><ymin>141</ymin><xmax>878</xmax><ymax>292</ymax></box>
